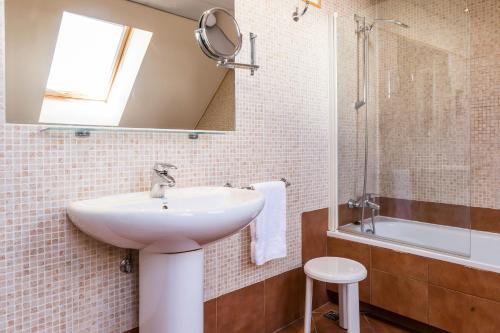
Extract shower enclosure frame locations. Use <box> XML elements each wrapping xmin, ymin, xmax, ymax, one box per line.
<box><xmin>328</xmin><ymin>12</ymin><xmax>374</xmax><ymax>233</ymax></box>
<box><xmin>329</xmin><ymin>10</ymin><xmax>474</xmax><ymax>260</ymax></box>
<box><xmin>328</xmin><ymin>12</ymin><xmax>339</xmax><ymax>232</ymax></box>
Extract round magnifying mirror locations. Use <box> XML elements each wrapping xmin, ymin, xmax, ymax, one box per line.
<box><xmin>196</xmin><ymin>8</ymin><xmax>242</xmax><ymax>61</ymax></box>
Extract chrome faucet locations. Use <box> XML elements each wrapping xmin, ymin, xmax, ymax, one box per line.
<box><xmin>364</xmin><ymin>193</ymin><xmax>380</xmax><ymax>211</ymax></box>
<box><xmin>347</xmin><ymin>193</ymin><xmax>379</xmax><ymax>234</ymax></box>
<box><xmin>364</xmin><ymin>193</ymin><xmax>379</xmax><ymax>234</ymax></box>
<box><xmin>150</xmin><ymin>162</ymin><xmax>177</xmax><ymax>198</ymax></box>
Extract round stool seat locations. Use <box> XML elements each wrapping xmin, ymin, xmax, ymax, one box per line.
<box><xmin>304</xmin><ymin>257</ymin><xmax>367</xmax><ymax>284</ymax></box>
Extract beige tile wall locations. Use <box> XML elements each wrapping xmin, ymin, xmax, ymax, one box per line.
<box><xmin>377</xmin><ymin>0</ymin><xmax>499</xmax><ymax>210</ymax></box>
<box><xmin>376</xmin><ymin>0</ymin><xmax>471</xmax><ymax>207</ymax></box>
<box><xmin>0</xmin><ymin>0</ymin><xmax>381</xmax><ymax>331</ymax></box>
<box><xmin>469</xmin><ymin>0</ymin><xmax>500</xmax><ymax>209</ymax></box>
<box><xmin>338</xmin><ymin>0</ymin><xmax>499</xmax><ymax>216</ymax></box>
<box><xmin>196</xmin><ymin>71</ymin><xmax>235</xmax><ymax>131</ymax></box>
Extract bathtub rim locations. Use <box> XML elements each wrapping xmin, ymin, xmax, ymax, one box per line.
<box><xmin>338</xmin><ymin>222</ymin><xmax>471</xmax><ymax>258</ymax></box>
<box><xmin>327</xmin><ymin>229</ymin><xmax>500</xmax><ymax>274</ymax></box>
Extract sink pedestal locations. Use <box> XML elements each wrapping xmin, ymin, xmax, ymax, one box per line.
<box><xmin>139</xmin><ymin>249</ymin><xmax>204</xmax><ymax>333</ymax></box>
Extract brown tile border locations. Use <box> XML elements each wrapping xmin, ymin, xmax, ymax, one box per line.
<box><xmin>328</xmin><ymin>235</ymin><xmax>500</xmax><ymax>333</ymax></box>
<box><xmin>471</xmin><ymin>206</ymin><xmax>500</xmax><ymax>233</ymax></box>
<box><xmin>204</xmin><ymin>299</ymin><xmax>217</xmax><ymax>333</ymax></box>
<box><xmin>217</xmin><ymin>281</ymin><xmax>266</xmax><ymax>332</ymax></box>
<box><xmin>123</xmin><ymin>329</ymin><xmax>138</xmax><ymax>333</ymax></box>
<box><xmin>428</xmin><ymin>259</ymin><xmax>500</xmax><ymax>303</ymax></box>
<box><xmin>301</xmin><ymin>208</ymin><xmax>328</xmax><ymax>263</ymax></box>
<box><xmin>429</xmin><ymin>285</ymin><xmax>500</xmax><ymax>333</ymax></box>
<box><xmin>264</xmin><ymin>269</ymin><xmax>302</xmax><ymax>333</ymax></box>
<box><xmin>339</xmin><ymin>197</ymin><xmax>500</xmax><ymax>233</ymax></box>
<box><xmin>378</xmin><ymin>197</ymin><xmax>470</xmax><ymax>229</ymax></box>
<box><xmin>123</xmin><ymin>268</ymin><xmax>307</xmax><ymax>333</ymax></box>
<box><xmin>371</xmin><ymin>246</ymin><xmax>428</xmax><ymax>281</ymax></box>
<box><xmin>371</xmin><ymin>269</ymin><xmax>429</xmax><ymax>323</ymax></box>
<box><xmin>338</xmin><ymin>203</ymin><xmax>361</xmax><ymax>226</ymax></box>
<box><xmin>301</xmin><ymin>208</ymin><xmax>329</xmax><ymax>307</ymax></box>
<box><xmin>428</xmin><ymin>285</ymin><xmax>470</xmax><ymax>332</ymax></box>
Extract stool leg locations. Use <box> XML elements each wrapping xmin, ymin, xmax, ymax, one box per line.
<box><xmin>304</xmin><ymin>276</ymin><xmax>313</xmax><ymax>333</ymax></box>
<box><xmin>346</xmin><ymin>282</ymin><xmax>360</xmax><ymax>333</ymax></box>
<box><xmin>338</xmin><ymin>283</ymin><xmax>348</xmax><ymax>329</ymax></box>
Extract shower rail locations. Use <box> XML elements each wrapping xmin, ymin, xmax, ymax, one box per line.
<box><xmin>354</xmin><ymin>14</ymin><xmax>368</xmax><ymax>110</ymax></box>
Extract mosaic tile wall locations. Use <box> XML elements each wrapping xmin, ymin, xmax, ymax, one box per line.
<box><xmin>468</xmin><ymin>0</ymin><xmax>500</xmax><ymax>210</ymax></box>
<box><xmin>196</xmin><ymin>71</ymin><xmax>235</xmax><ymax>131</ymax></box>
<box><xmin>0</xmin><ymin>0</ymin><xmax>380</xmax><ymax>331</ymax></box>
<box><xmin>338</xmin><ymin>0</ymin><xmax>499</xmax><ymax>217</ymax></box>
<box><xmin>377</xmin><ymin>0</ymin><xmax>471</xmax><ymax>206</ymax></box>
<box><xmin>377</xmin><ymin>0</ymin><xmax>499</xmax><ymax>210</ymax></box>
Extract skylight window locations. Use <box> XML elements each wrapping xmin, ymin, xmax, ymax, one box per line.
<box><xmin>40</xmin><ymin>12</ymin><xmax>152</xmax><ymax>126</ymax></box>
<box><xmin>46</xmin><ymin>12</ymin><xmax>130</xmax><ymax>101</ymax></box>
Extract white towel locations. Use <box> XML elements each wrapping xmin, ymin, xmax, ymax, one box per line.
<box><xmin>250</xmin><ymin>181</ymin><xmax>287</xmax><ymax>265</ymax></box>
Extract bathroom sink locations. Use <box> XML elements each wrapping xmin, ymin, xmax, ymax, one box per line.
<box><xmin>69</xmin><ymin>186</ymin><xmax>266</xmax><ymax>332</ymax></box>
<box><xmin>67</xmin><ymin>187</ymin><xmax>265</xmax><ymax>253</ymax></box>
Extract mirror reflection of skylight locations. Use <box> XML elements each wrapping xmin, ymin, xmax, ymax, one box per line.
<box><xmin>40</xmin><ymin>12</ymin><xmax>153</xmax><ymax>126</ymax></box>
<box><xmin>46</xmin><ymin>12</ymin><xmax>128</xmax><ymax>101</ymax></box>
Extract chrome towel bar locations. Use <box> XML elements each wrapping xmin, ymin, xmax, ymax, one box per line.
<box><xmin>225</xmin><ymin>178</ymin><xmax>291</xmax><ymax>190</ymax></box>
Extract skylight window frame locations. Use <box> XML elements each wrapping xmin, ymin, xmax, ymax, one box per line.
<box><xmin>40</xmin><ymin>25</ymin><xmax>153</xmax><ymax>127</ymax></box>
<box><xmin>44</xmin><ymin>20</ymin><xmax>133</xmax><ymax>102</ymax></box>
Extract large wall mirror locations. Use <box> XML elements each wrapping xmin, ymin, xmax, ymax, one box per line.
<box><xmin>5</xmin><ymin>0</ymin><xmax>235</xmax><ymax>132</ymax></box>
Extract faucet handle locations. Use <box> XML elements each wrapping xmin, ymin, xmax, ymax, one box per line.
<box><xmin>366</xmin><ymin>193</ymin><xmax>380</xmax><ymax>200</ymax></box>
<box><xmin>154</xmin><ymin>162</ymin><xmax>177</xmax><ymax>174</ymax></box>
<box><xmin>347</xmin><ymin>198</ymin><xmax>361</xmax><ymax>208</ymax></box>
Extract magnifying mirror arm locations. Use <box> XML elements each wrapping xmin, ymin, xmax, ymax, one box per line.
<box><xmin>216</xmin><ymin>33</ymin><xmax>259</xmax><ymax>75</ymax></box>
<box><xmin>217</xmin><ymin>61</ymin><xmax>260</xmax><ymax>71</ymax></box>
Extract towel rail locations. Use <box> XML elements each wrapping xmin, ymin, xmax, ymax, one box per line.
<box><xmin>224</xmin><ymin>178</ymin><xmax>291</xmax><ymax>190</ymax></box>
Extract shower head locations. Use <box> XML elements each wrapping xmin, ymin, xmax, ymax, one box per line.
<box><xmin>371</xmin><ymin>18</ymin><xmax>410</xmax><ymax>29</ymax></box>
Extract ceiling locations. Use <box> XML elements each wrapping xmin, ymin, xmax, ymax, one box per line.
<box><xmin>128</xmin><ymin>0</ymin><xmax>234</xmax><ymax>21</ymax></box>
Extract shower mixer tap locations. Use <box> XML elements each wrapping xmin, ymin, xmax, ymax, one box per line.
<box><xmin>347</xmin><ymin>194</ymin><xmax>378</xmax><ymax>234</ymax></box>
<box><xmin>349</xmin><ymin>14</ymin><xmax>408</xmax><ymax>235</ymax></box>
<box><xmin>364</xmin><ymin>193</ymin><xmax>380</xmax><ymax>211</ymax></box>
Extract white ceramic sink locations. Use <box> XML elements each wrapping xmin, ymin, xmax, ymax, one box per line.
<box><xmin>68</xmin><ymin>186</ymin><xmax>265</xmax><ymax>332</ymax></box>
<box><xmin>67</xmin><ymin>187</ymin><xmax>265</xmax><ymax>253</ymax></box>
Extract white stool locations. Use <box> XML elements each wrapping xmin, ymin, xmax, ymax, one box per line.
<box><xmin>303</xmin><ymin>257</ymin><xmax>367</xmax><ymax>333</ymax></box>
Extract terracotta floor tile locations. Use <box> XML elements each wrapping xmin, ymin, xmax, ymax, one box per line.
<box><xmin>276</xmin><ymin>321</ymin><xmax>303</xmax><ymax>333</ymax></box>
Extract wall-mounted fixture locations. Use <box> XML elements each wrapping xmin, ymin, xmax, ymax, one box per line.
<box><xmin>120</xmin><ymin>251</ymin><xmax>134</xmax><ymax>274</ymax></box>
<box><xmin>225</xmin><ymin>178</ymin><xmax>292</xmax><ymax>190</ymax></box>
<box><xmin>292</xmin><ymin>1</ymin><xmax>309</xmax><ymax>21</ymax></box>
<box><xmin>292</xmin><ymin>0</ymin><xmax>321</xmax><ymax>22</ymax></box>
<box><xmin>195</xmin><ymin>8</ymin><xmax>259</xmax><ymax>75</ymax></box>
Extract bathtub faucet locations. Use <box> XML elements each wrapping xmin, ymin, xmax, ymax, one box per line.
<box><xmin>347</xmin><ymin>193</ymin><xmax>378</xmax><ymax>234</ymax></box>
<box><xmin>364</xmin><ymin>194</ymin><xmax>378</xmax><ymax>234</ymax></box>
<box><xmin>364</xmin><ymin>198</ymin><xmax>380</xmax><ymax>211</ymax></box>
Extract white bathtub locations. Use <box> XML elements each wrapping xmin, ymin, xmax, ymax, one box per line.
<box><xmin>329</xmin><ymin>216</ymin><xmax>500</xmax><ymax>274</ymax></box>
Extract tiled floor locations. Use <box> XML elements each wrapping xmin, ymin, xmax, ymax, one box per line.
<box><xmin>277</xmin><ymin>303</ymin><xmax>411</xmax><ymax>333</ymax></box>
